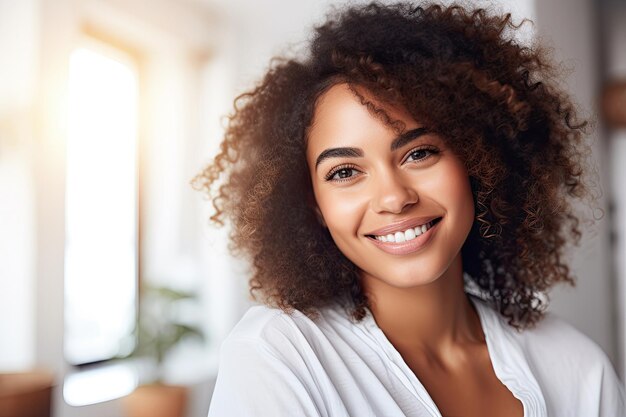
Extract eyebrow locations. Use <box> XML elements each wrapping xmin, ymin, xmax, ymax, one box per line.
<box><xmin>314</xmin><ymin>127</ymin><xmax>430</xmax><ymax>170</ymax></box>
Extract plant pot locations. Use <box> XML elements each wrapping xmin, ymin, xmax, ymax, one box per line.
<box><xmin>0</xmin><ymin>370</ymin><xmax>54</xmax><ymax>417</ymax></box>
<box><xmin>122</xmin><ymin>384</ymin><xmax>187</xmax><ymax>417</ymax></box>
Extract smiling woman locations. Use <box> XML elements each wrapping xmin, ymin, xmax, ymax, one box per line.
<box><xmin>307</xmin><ymin>83</ymin><xmax>475</xmax><ymax>287</ymax></box>
<box><xmin>193</xmin><ymin>2</ymin><xmax>625</xmax><ymax>416</ymax></box>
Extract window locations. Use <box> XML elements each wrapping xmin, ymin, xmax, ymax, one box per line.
<box><xmin>64</xmin><ymin>39</ymin><xmax>139</xmax><ymax>365</ymax></box>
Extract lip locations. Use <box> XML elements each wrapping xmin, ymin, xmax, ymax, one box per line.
<box><xmin>367</xmin><ymin>217</ymin><xmax>442</xmax><ymax>255</ymax></box>
<box><xmin>365</xmin><ymin>215</ymin><xmax>441</xmax><ymax>236</ymax></box>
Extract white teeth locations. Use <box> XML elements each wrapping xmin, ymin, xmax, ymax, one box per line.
<box><xmin>373</xmin><ymin>220</ymin><xmax>437</xmax><ymax>243</ymax></box>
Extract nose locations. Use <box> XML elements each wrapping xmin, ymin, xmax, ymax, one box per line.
<box><xmin>370</xmin><ymin>172</ymin><xmax>419</xmax><ymax>214</ymax></box>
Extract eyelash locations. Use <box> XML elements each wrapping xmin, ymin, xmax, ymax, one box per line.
<box><xmin>405</xmin><ymin>146</ymin><xmax>440</xmax><ymax>163</ymax></box>
<box><xmin>324</xmin><ymin>146</ymin><xmax>440</xmax><ymax>183</ymax></box>
<box><xmin>324</xmin><ymin>163</ymin><xmax>360</xmax><ymax>182</ymax></box>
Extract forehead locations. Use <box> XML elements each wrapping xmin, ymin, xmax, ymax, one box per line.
<box><xmin>306</xmin><ymin>83</ymin><xmax>418</xmax><ymax>156</ymax></box>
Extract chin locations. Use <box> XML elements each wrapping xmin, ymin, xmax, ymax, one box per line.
<box><xmin>377</xmin><ymin>268</ymin><xmax>442</xmax><ymax>289</ymax></box>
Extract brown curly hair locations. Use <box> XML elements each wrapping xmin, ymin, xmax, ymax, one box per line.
<box><xmin>192</xmin><ymin>2</ymin><xmax>598</xmax><ymax>330</ymax></box>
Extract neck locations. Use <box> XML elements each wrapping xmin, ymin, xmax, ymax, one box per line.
<box><xmin>360</xmin><ymin>253</ymin><xmax>484</xmax><ymax>356</ymax></box>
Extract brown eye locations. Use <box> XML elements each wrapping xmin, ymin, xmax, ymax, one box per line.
<box><xmin>325</xmin><ymin>164</ymin><xmax>361</xmax><ymax>182</ymax></box>
<box><xmin>404</xmin><ymin>146</ymin><xmax>440</xmax><ymax>163</ymax></box>
<box><xmin>335</xmin><ymin>168</ymin><xmax>355</xmax><ymax>179</ymax></box>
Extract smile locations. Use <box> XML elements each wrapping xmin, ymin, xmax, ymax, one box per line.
<box><xmin>370</xmin><ymin>218</ymin><xmax>440</xmax><ymax>242</ymax></box>
<box><xmin>366</xmin><ymin>217</ymin><xmax>443</xmax><ymax>255</ymax></box>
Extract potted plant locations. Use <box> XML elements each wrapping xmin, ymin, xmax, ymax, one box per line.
<box><xmin>121</xmin><ymin>285</ymin><xmax>205</xmax><ymax>417</ymax></box>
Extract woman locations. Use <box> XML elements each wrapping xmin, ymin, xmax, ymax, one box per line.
<box><xmin>194</xmin><ymin>2</ymin><xmax>626</xmax><ymax>416</ymax></box>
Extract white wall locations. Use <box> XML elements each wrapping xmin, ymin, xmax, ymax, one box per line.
<box><xmin>0</xmin><ymin>0</ymin><xmax>39</xmax><ymax>371</ymax></box>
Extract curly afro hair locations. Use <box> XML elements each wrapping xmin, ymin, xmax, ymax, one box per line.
<box><xmin>192</xmin><ymin>1</ymin><xmax>597</xmax><ymax>330</ymax></box>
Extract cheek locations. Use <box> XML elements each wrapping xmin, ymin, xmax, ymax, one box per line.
<box><xmin>435</xmin><ymin>162</ymin><xmax>475</xmax><ymax>235</ymax></box>
<box><xmin>316</xmin><ymin>189</ymin><xmax>364</xmax><ymax>236</ymax></box>
<box><xmin>313</xmin><ymin>185</ymin><xmax>370</xmax><ymax>260</ymax></box>
<box><xmin>448</xmin><ymin>172</ymin><xmax>474</xmax><ymax>212</ymax></box>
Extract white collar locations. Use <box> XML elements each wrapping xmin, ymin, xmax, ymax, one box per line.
<box><xmin>355</xmin><ymin>293</ymin><xmax>548</xmax><ymax>417</ymax></box>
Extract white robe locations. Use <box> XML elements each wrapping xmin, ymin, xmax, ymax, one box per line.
<box><xmin>207</xmin><ymin>293</ymin><xmax>626</xmax><ymax>416</ymax></box>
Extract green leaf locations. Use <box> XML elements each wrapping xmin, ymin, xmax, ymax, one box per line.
<box><xmin>124</xmin><ymin>284</ymin><xmax>206</xmax><ymax>367</ymax></box>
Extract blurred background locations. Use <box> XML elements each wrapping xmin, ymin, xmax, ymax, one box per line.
<box><xmin>1</xmin><ymin>0</ymin><xmax>625</xmax><ymax>416</ymax></box>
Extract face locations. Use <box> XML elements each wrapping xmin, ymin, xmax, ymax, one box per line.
<box><xmin>306</xmin><ymin>83</ymin><xmax>475</xmax><ymax>290</ymax></box>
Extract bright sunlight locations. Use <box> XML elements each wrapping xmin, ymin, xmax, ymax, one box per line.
<box><xmin>64</xmin><ymin>44</ymin><xmax>138</xmax><ymax>365</ymax></box>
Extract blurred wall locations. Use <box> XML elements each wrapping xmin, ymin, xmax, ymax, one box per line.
<box><xmin>532</xmin><ymin>0</ymin><xmax>618</xmax><ymax>368</ymax></box>
<box><xmin>602</xmin><ymin>0</ymin><xmax>626</xmax><ymax>382</ymax></box>
<box><xmin>0</xmin><ymin>0</ymin><xmax>39</xmax><ymax>371</ymax></box>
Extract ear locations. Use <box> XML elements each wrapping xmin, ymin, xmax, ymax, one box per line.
<box><xmin>314</xmin><ymin>206</ymin><xmax>327</xmax><ymax>228</ymax></box>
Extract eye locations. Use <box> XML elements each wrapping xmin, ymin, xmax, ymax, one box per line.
<box><xmin>325</xmin><ymin>164</ymin><xmax>361</xmax><ymax>182</ymax></box>
<box><xmin>404</xmin><ymin>146</ymin><xmax>440</xmax><ymax>164</ymax></box>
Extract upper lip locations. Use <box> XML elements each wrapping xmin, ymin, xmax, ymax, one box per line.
<box><xmin>365</xmin><ymin>216</ymin><xmax>442</xmax><ymax>236</ymax></box>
